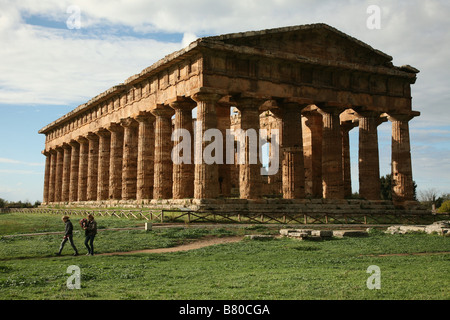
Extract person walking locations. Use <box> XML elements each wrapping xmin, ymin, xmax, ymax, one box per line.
<box><xmin>56</xmin><ymin>216</ymin><xmax>79</xmax><ymax>256</ymax></box>
<box><xmin>83</xmin><ymin>214</ymin><xmax>97</xmax><ymax>256</ymax></box>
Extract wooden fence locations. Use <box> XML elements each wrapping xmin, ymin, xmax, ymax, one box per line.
<box><xmin>2</xmin><ymin>207</ymin><xmax>449</xmax><ymax>225</ymax></box>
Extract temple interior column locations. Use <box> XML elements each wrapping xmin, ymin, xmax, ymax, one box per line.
<box><xmin>86</xmin><ymin>133</ymin><xmax>99</xmax><ymax>201</ymax></box>
<box><xmin>107</xmin><ymin>123</ymin><xmax>123</xmax><ymax>200</ymax></box>
<box><xmin>121</xmin><ymin>118</ymin><xmax>139</xmax><ymax>200</ymax></box>
<box><xmin>61</xmin><ymin>144</ymin><xmax>71</xmax><ymax>202</ymax></box>
<box><xmin>216</xmin><ymin>104</ymin><xmax>232</xmax><ymax>197</ymax></box>
<box><xmin>76</xmin><ymin>137</ymin><xmax>89</xmax><ymax>202</ymax></box>
<box><xmin>96</xmin><ymin>129</ymin><xmax>111</xmax><ymax>201</ymax></box>
<box><xmin>54</xmin><ymin>147</ymin><xmax>64</xmax><ymax>202</ymax></box>
<box><xmin>302</xmin><ymin>110</ymin><xmax>323</xmax><ymax>198</ymax></box>
<box><xmin>192</xmin><ymin>93</ymin><xmax>221</xmax><ymax>199</ymax></box>
<box><xmin>151</xmin><ymin>106</ymin><xmax>174</xmax><ymax>200</ymax></box>
<box><xmin>234</xmin><ymin>97</ymin><xmax>263</xmax><ymax>200</ymax></box>
<box><xmin>278</xmin><ymin>102</ymin><xmax>306</xmax><ymax>199</ymax></box>
<box><xmin>136</xmin><ymin>112</ymin><xmax>155</xmax><ymax>200</ymax></box>
<box><xmin>388</xmin><ymin>114</ymin><xmax>415</xmax><ymax>202</ymax></box>
<box><xmin>267</xmin><ymin>113</ymin><xmax>283</xmax><ymax>196</ymax></box>
<box><xmin>318</xmin><ymin>106</ymin><xmax>345</xmax><ymax>199</ymax></box>
<box><xmin>170</xmin><ymin>100</ymin><xmax>195</xmax><ymax>199</ymax></box>
<box><xmin>357</xmin><ymin>111</ymin><xmax>381</xmax><ymax>200</ymax></box>
<box><xmin>340</xmin><ymin>120</ymin><xmax>357</xmax><ymax>198</ymax></box>
<box><xmin>68</xmin><ymin>140</ymin><xmax>80</xmax><ymax>203</ymax></box>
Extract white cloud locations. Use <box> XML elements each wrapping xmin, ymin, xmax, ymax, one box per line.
<box><xmin>0</xmin><ymin>158</ymin><xmax>44</xmax><ymax>167</ymax></box>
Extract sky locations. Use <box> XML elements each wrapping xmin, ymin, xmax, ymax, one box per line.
<box><xmin>0</xmin><ymin>0</ymin><xmax>449</xmax><ymax>202</ymax></box>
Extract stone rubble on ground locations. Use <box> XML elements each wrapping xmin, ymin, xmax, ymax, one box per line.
<box><xmin>386</xmin><ymin>221</ymin><xmax>450</xmax><ymax>236</ymax></box>
<box><xmin>279</xmin><ymin>228</ymin><xmax>369</xmax><ymax>240</ymax></box>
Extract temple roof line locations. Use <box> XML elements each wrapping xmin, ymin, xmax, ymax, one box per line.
<box><xmin>38</xmin><ymin>23</ymin><xmax>420</xmax><ymax>134</ymax></box>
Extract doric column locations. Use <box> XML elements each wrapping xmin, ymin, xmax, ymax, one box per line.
<box><xmin>302</xmin><ymin>110</ymin><xmax>323</xmax><ymax>198</ymax></box>
<box><xmin>278</xmin><ymin>102</ymin><xmax>306</xmax><ymax>199</ymax></box>
<box><xmin>150</xmin><ymin>106</ymin><xmax>174</xmax><ymax>200</ymax></box>
<box><xmin>266</xmin><ymin>111</ymin><xmax>283</xmax><ymax>195</ymax></box>
<box><xmin>170</xmin><ymin>100</ymin><xmax>195</xmax><ymax>199</ymax></box>
<box><xmin>136</xmin><ymin>112</ymin><xmax>155</xmax><ymax>200</ymax></box>
<box><xmin>54</xmin><ymin>147</ymin><xmax>64</xmax><ymax>202</ymax></box>
<box><xmin>318</xmin><ymin>106</ymin><xmax>345</xmax><ymax>199</ymax></box>
<box><xmin>48</xmin><ymin>149</ymin><xmax>57</xmax><ymax>203</ymax></box>
<box><xmin>42</xmin><ymin>151</ymin><xmax>50</xmax><ymax>204</ymax></box>
<box><xmin>76</xmin><ymin>137</ymin><xmax>89</xmax><ymax>202</ymax></box>
<box><xmin>96</xmin><ymin>129</ymin><xmax>111</xmax><ymax>201</ymax></box>
<box><xmin>106</xmin><ymin>123</ymin><xmax>123</xmax><ymax>200</ymax></box>
<box><xmin>61</xmin><ymin>143</ymin><xmax>72</xmax><ymax>202</ymax></box>
<box><xmin>340</xmin><ymin>121</ymin><xmax>357</xmax><ymax>198</ymax></box>
<box><xmin>234</xmin><ymin>97</ymin><xmax>263</xmax><ymax>199</ymax></box>
<box><xmin>86</xmin><ymin>133</ymin><xmax>99</xmax><ymax>201</ymax></box>
<box><xmin>356</xmin><ymin>111</ymin><xmax>381</xmax><ymax>200</ymax></box>
<box><xmin>192</xmin><ymin>93</ymin><xmax>221</xmax><ymax>199</ymax></box>
<box><xmin>388</xmin><ymin>114</ymin><xmax>416</xmax><ymax>202</ymax></box>
<box><xmin>68</xmin><ymin>140</ymin><xmax>80</xmax><ymax>203</ymax></box>
<box><xmin>121</xmin><ymin>118</ymin><xmax>139</xmax><ymax>200</ymax></box>
<box><xmin>217</xmin><ymin>104</ymin><xmax>232</xmax><ymax>197</ymax></box>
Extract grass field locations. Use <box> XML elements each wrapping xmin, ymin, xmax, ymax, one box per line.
<box><xmin>0</xmin><ymin>212</ymin><xmax>449</xmax><ymax>300</ymax></box>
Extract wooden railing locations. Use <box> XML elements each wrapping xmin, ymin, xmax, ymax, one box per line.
<box><xmin>2</xmin><ymin>207</ymin><xmax>448</xmax><ymax>225</ymax></box>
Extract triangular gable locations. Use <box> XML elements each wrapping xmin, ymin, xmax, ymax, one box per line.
<box><xmin>204</xmin><ymin>23</ymin><xmax>393</xmax><ymax>68</ymax></box>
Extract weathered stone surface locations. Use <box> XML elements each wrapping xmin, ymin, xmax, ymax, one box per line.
<box><xmin>311</xmin><ymin>230</ymin><xmax>333</xmax><ymax>238</ymax></box>
<box><xmin>387</xmin><ymin>221</ymin><xmax>450</xmax><ymax>235</ymax></box>
<box><xmin>332</xmin><ymin>230</ymin><xmax>369</xmax><ymax>238</ymax></box>
<box><xmin>244</xmin><ymin>235</ymin><xmax>275</xmax><ymax>240</ymax></box>
<box><xmin>387</xmin><ymin>226</ymin><xmax>423</xmax><ymax>234</ymax></box>
<box><xmin>38</xmin><ymin>24</ymin><xmax>421</xmax><ymax>213</ymax></box>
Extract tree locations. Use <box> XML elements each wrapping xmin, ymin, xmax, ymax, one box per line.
<box><xmin>380</xmin><ymin>174</ymin><xmax>392</xmax><ymax>200</ymax></box>
<box><xmin>0</xmin><ymin>198</ymin><xmax>5</xmax><ymax>208</ymax></box>
<box><xmin>380</xmin><ymin>174</ymin><xmax>417</xmax><ymax>201</ymax></box>
<box><xmin>438</xmin><ymin>200</ymin><xmax>450</xmax><ymax>213</ymax></box>
<box><xmin>419</xmin><ymin>188</ymin><xmax>442</xmax><ymax>208</ymax></box>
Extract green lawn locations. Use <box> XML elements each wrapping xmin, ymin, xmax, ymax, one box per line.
<box><xmin>0</xmin><ymin>212</ymin><xmax>449</xmax><ymax>300</ymax></box>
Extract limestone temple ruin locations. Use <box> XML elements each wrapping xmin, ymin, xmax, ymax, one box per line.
<box><xmin>39</xmin><ymin>24</ymin><xmax>423</xmax><ymax>214</ymax></box>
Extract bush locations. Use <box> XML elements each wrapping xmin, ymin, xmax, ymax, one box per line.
<box><xmin>437</xmin><ymin>200</ymin><xmax>450</xmax><ymax>213</ymax></box>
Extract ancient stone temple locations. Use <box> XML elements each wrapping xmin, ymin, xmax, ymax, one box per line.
<box><xmin>39</xmin><ymin>24</ymin><xmax>422</xmax><ymax>213</ymax></box>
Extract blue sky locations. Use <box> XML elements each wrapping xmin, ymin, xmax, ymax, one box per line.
<box><xmin>0</xmin><ymin>0</ymin><xmax>449</xmax><ymax>202</ymax></box>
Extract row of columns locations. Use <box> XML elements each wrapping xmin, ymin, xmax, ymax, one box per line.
<box><xmin>43</xmin><ymin>94</ymin><xmax>416</xmax><ymax>204</ymax></box>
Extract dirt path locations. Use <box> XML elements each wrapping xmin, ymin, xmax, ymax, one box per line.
<box><xmin>98</xmin><ymin>236</ymin><xmax>244</xmax><ymax>256</ymax></box>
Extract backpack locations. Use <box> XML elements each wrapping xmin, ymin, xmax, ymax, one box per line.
<box><xmin>79</xmin><ymin>218</ymin><xmax>88</xmax><ymax>229</ymax></box>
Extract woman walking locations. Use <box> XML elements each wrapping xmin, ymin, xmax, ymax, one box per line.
<box><xmin>57</xmin><ymin>216</ymin><xmax>79</xmax><ymax>256</ymax></box>
<box><xmin>83</xmin><ymin>214</ymin><xmax>97</xmax><ymax>256</ymax></box>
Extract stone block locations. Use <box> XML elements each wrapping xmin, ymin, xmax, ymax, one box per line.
<box><xmin>294</xmin><ymin>229</ymin><xmax>313</xmax><ymax>235</ymax></box>
<box><xmin>332</xmin><ymin>230</ymin><xmax>369</xmax><ymax>238</ymax></box>
<box><xmin>245</xmin><ymin>235</ymin><xmax>275</xmax><ymax>240</ymax></box>
<box><xmin>311</xmin><ymin>230</ymin><xmax>333</xmax><ymax>237</ymax></box>
<box><xmin>280</xmin><ymin>229</ymin><xmax>295</xmax><ymax>236</ymax></box>
<box><xmin>288</xmin><ymin>232</ymin><xmax>309</xmax><ymax>238</ymax></box>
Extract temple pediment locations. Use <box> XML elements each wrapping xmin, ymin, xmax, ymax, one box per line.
<box><xmin>204</xmin><ymin>23</ymin><xmax>394</xmax><ymax>68</ymax></box>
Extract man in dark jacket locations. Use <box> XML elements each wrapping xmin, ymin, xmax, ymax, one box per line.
<box><xmin>83</xmin><ymin>214</ymin><xmax>97</xmax><ymax>256</ymax></box>
<box><xmin>56</xmin><ymin>216</ymin><xmax>79</xmax><ymax>256</ymax></box>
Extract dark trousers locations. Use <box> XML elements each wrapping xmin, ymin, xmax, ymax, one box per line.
<box><xmin>59</xmin><ymin>235</ymin><xmax>78</xmax><ymax>254</ymax></box>
<box><xmin>85</xmin><ymin>235</ymin><xmax>96</xmax><ymax>254</ymax></box>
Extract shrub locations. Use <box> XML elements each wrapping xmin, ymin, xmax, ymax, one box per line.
<box><xmin>437</xmin><ymin>200</ymin><xmax>450</xmax><ymax>213</ymax></box>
